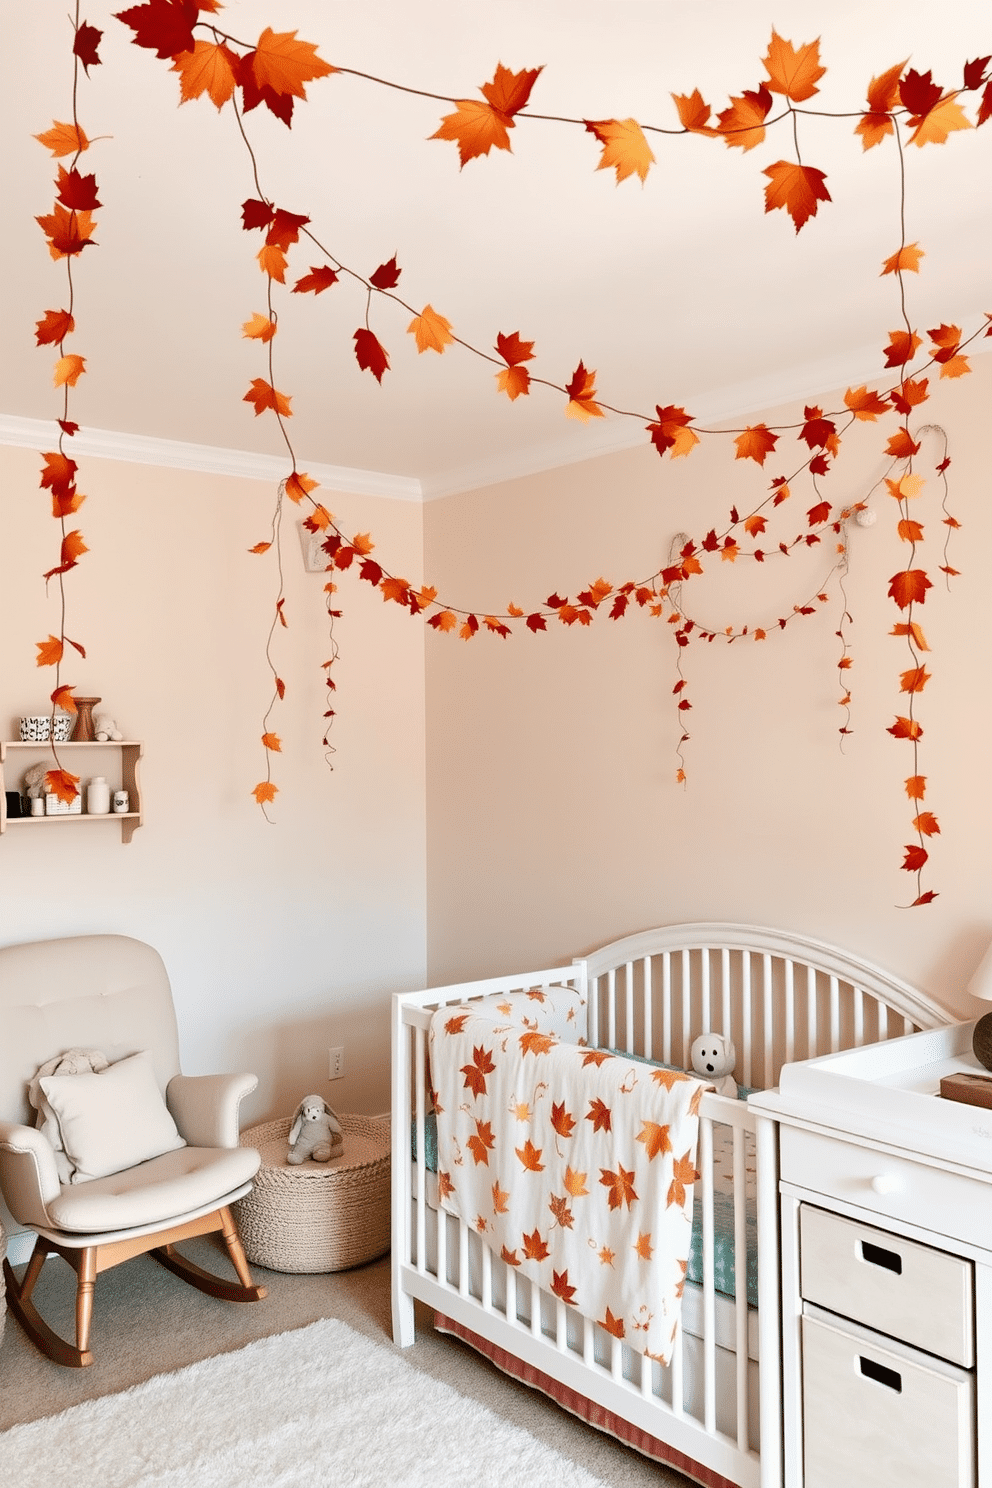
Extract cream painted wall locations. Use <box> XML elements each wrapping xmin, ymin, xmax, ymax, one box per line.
<box><xmin>0</xmin><ymin>446</ymin><xmax>427</xmax><ymax>1126</ymax></box>
<box><xmin>424</xmin><ymin>356</ymin><xmax>992</xmax><ymax>1016</ymax></box>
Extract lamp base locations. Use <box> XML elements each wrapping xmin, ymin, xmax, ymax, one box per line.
<box><xmin>973</xmin><ymin>1012</ymin><xmax>992</xmax><ymax>1072</ymax></box>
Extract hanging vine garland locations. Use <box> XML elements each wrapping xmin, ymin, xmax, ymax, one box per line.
<box><xmin>30</xmin><ymin>6</ymin><xmax>991</xmax><ymax>904</ymax></box>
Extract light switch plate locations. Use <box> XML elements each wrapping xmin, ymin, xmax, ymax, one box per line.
<box><xmin>298</xmin><ymin>520</ymin><xmax>327</xmax><ymax>573</ymax></box>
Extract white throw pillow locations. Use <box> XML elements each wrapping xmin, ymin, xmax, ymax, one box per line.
<box><xmin>39</xmin><ymin>1050</ymin><xmax>186</xmax><ymax>1184</ymax></box>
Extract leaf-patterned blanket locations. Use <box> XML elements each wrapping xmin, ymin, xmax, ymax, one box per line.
<box><xmin>429</xmin><ymin>991</ymin><xmax>707</xmax><ymax>1364</ymax></box>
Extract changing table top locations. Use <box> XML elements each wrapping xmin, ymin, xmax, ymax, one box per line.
<box><xmin>749</xmin><ymin>1020</ymin><xmax>992</xmax><ymax>1175</ymax></box>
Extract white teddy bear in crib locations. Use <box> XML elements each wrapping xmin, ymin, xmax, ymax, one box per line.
<box><xmin>690</xmin><ymin>1032</ymin><xmax>739</xmax><ymax>1099</ymax></box>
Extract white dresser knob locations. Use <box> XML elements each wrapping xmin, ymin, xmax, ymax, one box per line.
<box><xmin>871</xmin><ymin>1174</ymin><xmax>901</xmax><ymax>1195</ymax></box>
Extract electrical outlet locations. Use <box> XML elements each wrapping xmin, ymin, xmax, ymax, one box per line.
<box><xmin>328</xmin><ymin>1046</ymin><xmax>344</xmax><ymax>1080</ymax></box>
<box><xmin>298</xmin><ymin>520</ymin><xmax>328</xmax><ymax>573</ymax></box>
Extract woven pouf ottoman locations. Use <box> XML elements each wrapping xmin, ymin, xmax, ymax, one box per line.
<box><xmin>236</xmin><ymin>1114</ymin><xmax>390</xmax><ymax>1273</ymax></box>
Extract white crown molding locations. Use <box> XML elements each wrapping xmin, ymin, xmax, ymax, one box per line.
<box><xmin>0</xmin><ymin>414</ymin><xmax>424</xmax><ymax>503</ymax></box>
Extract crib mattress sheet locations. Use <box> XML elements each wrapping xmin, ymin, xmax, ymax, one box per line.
<box><xmin>413</xmin><ymin>1112</ymin><xmax>758</xmax><ymax>1309</ymax></box>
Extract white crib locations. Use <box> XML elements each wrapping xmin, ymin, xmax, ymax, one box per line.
<box><xmin>391</xmin><ymin>923</ymin><xmax>950</xmax><ymax>1488</ymax></box>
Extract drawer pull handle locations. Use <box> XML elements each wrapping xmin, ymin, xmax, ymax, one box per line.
<box><xmin>870</xmin><ymin>1173</ymin><xmax>901</xmax><ymax>1195</ymax></box>
<box><xmin>861</xmin><ymin>1240</ymin><xmax>903</xmax><ymax>1274</ymax></box>
<box><xmin>860</xmin><ymin>1356</ymin><xmax>902</xmax><ymax>1393</ymax></box>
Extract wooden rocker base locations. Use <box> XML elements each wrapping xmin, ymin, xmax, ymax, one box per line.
<box><xmin>3</xmin><ymin>1204</ymin><xmax>267</xmax><ymax>1368</ymax></box>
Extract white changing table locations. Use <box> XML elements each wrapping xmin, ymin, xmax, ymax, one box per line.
<box><xmin>750</xmin><ymin>1020</ymin><xmax>992</xmax><ymax>1488</ymax></box>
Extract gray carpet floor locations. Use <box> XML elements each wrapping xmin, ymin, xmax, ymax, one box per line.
<box><xmin>0</xmin><ymin>1236</ymin><xmax>696</xmax><ymax>1486</ymax></box>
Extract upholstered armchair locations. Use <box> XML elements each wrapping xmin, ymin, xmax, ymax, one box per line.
<box><xmin>0</xmin><ymin>933</ymin><xmax>266</xmax><ymax>1367</ymax></box>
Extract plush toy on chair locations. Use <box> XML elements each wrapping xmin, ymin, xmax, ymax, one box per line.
<box><xmin>287</xmin><ymin>1095</ymin><xmax>343</xmax><ymax>1164</ymax></box>
<box><xmin>690</xmin><ymin>1032</ymin><xmax>739</xmax><ymax>1099</ymax></box>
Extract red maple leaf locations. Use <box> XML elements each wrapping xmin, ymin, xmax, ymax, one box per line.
<box><xmin>888</xmin><ymin>569</ymin><xmax>933</xmax><ymax>609</ymax></box>
<box><xmin>369</xmin><ymin>255</ymin><xmax>401</xmax><ymax>290</ymax></box>
<box><xmin>56</xmin><ymin>165</ymin><xmax>101</xmax><ymax>211</ymax></box>
<box><xmin>73</xmin><ymin>21</ymin><xmax>104</xmax><ymax>72</ymax></box>
<box><xmin>354</xmin><ymin>328</ymin><xmax>389</xmax><ymax>382</ymax></box>
<box><xmin>114</xmin><ymin>0</ymin><xmax>197</xmax><ymax>60</ymax></box>
<box><xmin>293</xmin><ymin>265</ymin><xmax>339</xmax><ymax>294</ymax></box>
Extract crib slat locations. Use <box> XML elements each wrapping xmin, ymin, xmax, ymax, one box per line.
<box><xmin>721</xmin><ymin>947</ymin><xmax>732</xmax><ymax>1045</ymax></box>
<box><xmin>741</xmin><ymin>951</ymin><xmax>753</xmax><ymax>1088</ymax></box>
<box><xmin>415</xmin><ymin>1026</ymin><xmax>427</xmax><ymax>1275</ymax></box>
<box><xmin>670</xmin><ymin>1316</ymin><xmax>684</xmax><ymax>1417</ymax></box>
<box><xmin>700</xmin><ymin>1116</ymin><xmax>716</xmax><ymax>1435</ymax></box>
<box><xmin>877</xmin><ymin>999</ymin><xmax>888</xmax><ymax>1042</ymax></box>
<box><xmin>854</xmin><ymin>985</ymin><xmax>864</xmax><ymax>1046</ymax></box>
<box><xmin>806</xmin><ymin>965</ymin><xmax>817</xmax><ymax>1062</ymax></box>
<box><xmin>762</xmin><ymin>954</ymin><xmax>773</xmax><ymax>1088</ymax></box>
<box><xmin>625</xmin><ymin>960</ymin><xmax>635</xmax><ymax>1052</ymax></box>
<box><xmin>481</xmin><ymin>1235</ymin><xmax>492</xmax><ymax>1311</ymax></box>
<box><xmin>701</xmin><ymin>947</ymin><xmax>711</xmax><ymax>1034</ymax></box>
<box><xmin>829</xmin><ymin>975</ymin><xmax>840</xmax><ymax>1052</ymax></box>
<box><xmin>733</xmin><ymin>1122</ymin><xmax>750</xmax><ymax>1451</ymax></box>
<box><xmin>642</xmin><ymin>955</ymin><xmax>653</xmax><ymax>1060</ymax></box>
<box><xmin>681</xmin><ymin>948</ymin><xmax>692</xmax><ymax>1068</ymax></box>
<box><xmin>784</xmin><ymin>958</ymin><xmax>795</xmax><ymax>1067</ymax></box>
<box><xmin>607</xmin><ymin>967</ymin><xmax>617</xmax><ymax>1049</ymax></box>
<box><xmin>662</xmin><ymin>952</ymin><xmax>672</xmax><ymax>1066</ymax></box>
<box><xmin>458</xmin><ymin>1216</ymin><xmax>469</xmax><ymax>1299</ymax></box>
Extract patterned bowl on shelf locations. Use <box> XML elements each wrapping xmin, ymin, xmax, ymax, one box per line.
<box><xmin>19</xmin><ymin>716</ymin><xmax>50</xmax><ymax>742</ymax></box>
<box><xmin>51</xmin><ymin>713</ymin><xmax>73</xmax><ymax>742</ymax></box>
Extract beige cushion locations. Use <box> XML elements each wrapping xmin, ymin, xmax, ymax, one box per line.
<box><xmin>45</xmin><ymin>1144</ymin><xmax>261</xmax><ymax>1234</ymax></box>
<box><xmin>40</xmin><ymin>1051</ymin><xmax>186</xmax><ymax>1184</ymax></box>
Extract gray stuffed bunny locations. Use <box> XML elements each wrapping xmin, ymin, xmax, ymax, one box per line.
<box><xmin>287</xmin><ymin>1093</ymin><xmax>343</xmax><ymax>1163</ymax></box>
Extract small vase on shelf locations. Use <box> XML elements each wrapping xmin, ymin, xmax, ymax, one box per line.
<box><xmin>71</xmin><ymin>697</ymin><xmax>101</xmax><ymax>743</ymax></box>
<box><xmin>86</xmin><ymin>776</ymin><xmax>110</xmax><ymax>815</ymax></box>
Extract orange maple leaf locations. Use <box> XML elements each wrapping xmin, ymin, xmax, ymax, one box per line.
<box><xmin>908</xmin><ymin>95</ymin><xmax>972</xmax><ymax>147</ymax></box>
<box><xmin>492</xmin><ymin>1180</ymin><xmax>510</xmax><ymax>1213</ymax></box>
<box><xmin>888</xmin><ymin>569</ymin><xmax>933</xmax><ymax>608</ymax></box>
<box><xmin>600</xmin><ymin>1163</ymin><xmax>638</xmax><ymax>1211</ymax></box>
<box><xmin>581</xmin><ymin>1049</ymin><xmax>614</xmax><ymax>1068</ymax></box>
<box><xmin>408</xmin><ymin>304</ymin><xmax>454</xmax><ymax>354</ymax></box>
<box><xmin>763</xmin><ymin>30</ymin><xmax>825</xmax><ymax>101</ymax></box>
<box><xmin>519</xmin><ymin>1029</ymin><xmax>555</xmax><ymax>1057</ymax></box>
<box><xmin>884</xmin><ymin>330</ymin><xmax>922</xmax><ymax>368</ymax></box>
<box><xmin>671</xmin><ymin>89</ymin><xmax>718</xmax><ymax>136</ymax></box>
<box><xmin>716</xmin><ymin>85</ymin><xmax>773</xmax><ymax>151</ymax></box>
<box><xmin>913</xmin><ymin>811</ymin><xmax>940</xmax><ymax>836</ymax></box>
<box><xmin>855</xmin><ymin>61</ymin><xmax>906</xmax><ymax>149</ymax></box>
<box><xmin>891</xmin><ymin>620</ymin><xmax>930</xmax><ymax>649</ymax></box>
<box><xmin>242</xmin><ymin>312</ymin><xmax>276</xmax><ymax>342</ymax></box>
<box><xmin>550</xmin><ymin>1101</ymin><xmax>576</xmax><ymax>1139</ymax></box>
<box><xmin>599</xmin><ymin>1307</ymin><xmax>625</xmax><ymax>1339</ymax></box>
<box><xmin>284</xmin><ymin>471</ymin><xmax>318</xmax><ymax>503</ymax></box>
<box><xmin>244</xmin><ymin>379</ymin><xmax>292</xmax><ymax>417</ymax></box>
<box><xmin>888</xmin><ymin>716</ymin><xmax>923</xmax><ymax>741</ymax></box>
<box><xmin>564</xmin><ymin>1166</ymin><xmax>589</xmax><ymax>1197</ymax></box>
<box><xmin>501</xmin><ymin>1245</ymin><xmax>521</xmax><ymax>1267</ymax></box>
<box><xmin>252</xmin><ymin>781</ymin><xmax>278</xmax><ymax>804</ymax></box>
<box><xmin>844</xmin><ymin>385</ymin><xmax>890</xmax><ymax>421</ymax></box>
<box><xmin>898</xmin><ymin>519</ymin><xmax>926</xmax><ymax>543</ymax></box>
<box><xmin>45</xmin><ymin>768</ymin><xmax>79</xmax><ymax>804</ymax></box>
<box><xmin>37</xmin><ymin>203</ymin><xmax>97</xmax><ymax>259</ymax></box>
<box><xmin>35</xmin><ymin>635</ymin><xmax>64</xmax><ymax>667</ymax></box>
<box><xmin>886</xmin><ymin>429</ymin><xmax>921</xmax><ymax>459</ymax></box>
<box><xmin>430</xmin><ymin>64</ymin><xmax>542</xmax><ymax>168</ymax></box>
<box><xmin>460</xmin><ymin>1044</ymin><xmax>496</xmax><ymax>1099</ymax></box>
<box><xmin>522</xmin><ymin>1227</ymin><xmax>551</xmax><ymax>1262</ymax></box>
<box><xmin>763</xmin><ymin>160</ymin><xmax>831</xmax><ymax>232</ymax></box>
<box><xmin>257</xmin><ymin>244</ymin><xmax>288</xmax><ymax>282</ymax></box>
<box><xmin>881</xmin><ymin>242</ymin><xmax>925</xmax><ymax>276</ymax></box>
<box><xmin>668</xmin><ymin>1151</ymin><xmax>699</xmax><ymax>1207</ymax></box>
<box><xmin>734</xmin><ymin>424</ymin><xmax>779</xmax><ymax>464</ymax></box>
<box><xmin>900</xmin><ymin>666</ymin><xmax>931</xmax><ymax>694</ymax></box>
<box><xmin>468</xmin><ymin>1118</ymin><xmax>495</xmax><ymax>1166</ymax></box>
<box><xmin>636</xmin><ymin>1121</ymin><xmax>673</xmax><ymax>1161</ymax></box>
<box><xmin>551</xmin><ymin>1268</ymin><xmax>577</xmax><ymax>1303</ymax></box>
<box><xmin>443</xmin><ymin>1012</ymin><xmax>469</xmax><ymax>1035</ymax></box>
<box><xmin>584</xmin><ymin>117</ymin><xmax>655</xmax><ymax>183</ymax></box>
<box><xmin>565</xmin><ymin>361</ymin><xmax>604</xmax><ymax>421</ymax></box>
<box><xmin>633</xmin><ymin>1232</ymin><xmax>654</xmax><ymax>1261</ymax></box>
<box><xmin>249</xmin><ymin>27</ymin><xmax>335</xmax><ymax>99</ymax></box>
<box><xmin>496</xmin><ymin>365</ymin><xmax>531</xmax><ymax>400</ymax></box>
<box><xmin>586</xmin><ymin>1098</ymin><xmax>612</xmax><ymax>1132</ymax></box>
<box><xmin>548</xmin><ymin>1193</ymin><xmax>574</xmax><ymax>1230</ymax></box>
<box><xmin>261</xmin><ymin>731</ymin><xmax>282</xmax><ymax>751</ymax></box>
<box><xmin>647</xmin><ymin>404</ymin><xmax>698</xmax><ymax>458</ymax></box>
<box><xmin>171</xmin><ymin>39</ymin><xmax>238</xmax><ymax>109</ymax></box>
<box><xmin>50</xmin><ymin>685</ymin><xmax>76</xmax><ymax>714</ymax></box>
<box><xmin>53</xmin><ymin>354</ymin><xmax>86</xmax><ymax>388</ymax></box>
<box><xmin>515</xmin><ymin>1139</ymin><xmax>545</xmax><ymax>1172</ymax></box>
<box><xmin>905</xmin><ymin>775</ymin><xmax>927</xmax><ymax>800</ymax></box>
<box><xmin>35</xmin><ymin>121</ymin><xmax>90</xmax><ymax>157</ymax></box>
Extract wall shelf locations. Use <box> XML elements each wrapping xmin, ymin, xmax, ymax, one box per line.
<box><xmin>0</xmin><ymin>740</ymin><xmax>143</xmax><ymax>843</ymax></box>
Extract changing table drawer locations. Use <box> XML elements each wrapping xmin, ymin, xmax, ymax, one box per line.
<box><xmin>800</xmin><ymin>1204</ymin><xmax>973</xmax><ymax>1366</ymax></box>
<box><xmin>780</xmin><ymin>1124</ymin><xmax>992</xmax><ymax>1249</ymax></box>
<box><xmin>801</xmin><ymin>1310</ymin><xmax>975</xmax><ymax>1488</ymax></box>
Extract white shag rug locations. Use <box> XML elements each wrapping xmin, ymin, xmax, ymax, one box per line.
<box><xmin>0</xmin><ymin>1317</ymin><xmax>611</xmax><ymax>1487</ymax></box>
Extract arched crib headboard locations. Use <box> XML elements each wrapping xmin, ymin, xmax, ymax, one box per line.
<box><xmin>577</xmin><ymin>921</ymin><xmax>951</xmax><ymax>1091</ymax></box>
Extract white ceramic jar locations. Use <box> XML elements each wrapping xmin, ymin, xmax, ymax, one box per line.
<box><xmin>86</xmin><ymin>776</ymin><xmax>110</xmax><ymax>815</ymax></box>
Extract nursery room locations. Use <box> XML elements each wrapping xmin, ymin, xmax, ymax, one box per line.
<box><xmin>1</xmin><ymin>2</ymin><xmax>991</xmax><ymax>1485</ymax></box>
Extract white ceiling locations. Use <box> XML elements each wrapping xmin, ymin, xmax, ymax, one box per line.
<box><xmin>3</xmin><ymin>2</ymin><xmax>990</xmax><ymax>497</ymax></box>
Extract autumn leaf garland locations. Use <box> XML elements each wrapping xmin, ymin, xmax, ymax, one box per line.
<box><xmin>34</xmin><ymin>7</ymin><xmax>989</xmax><ymax>903</ymax></box>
